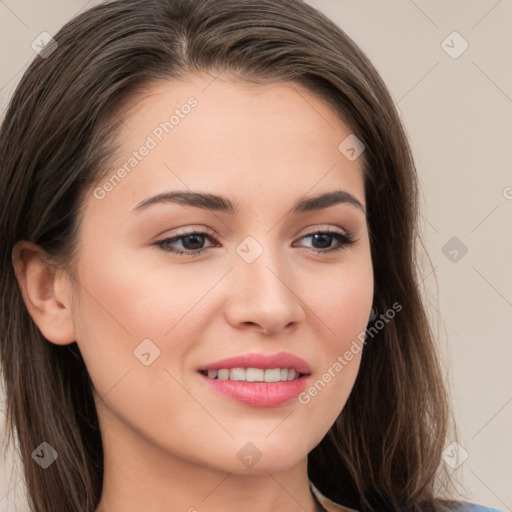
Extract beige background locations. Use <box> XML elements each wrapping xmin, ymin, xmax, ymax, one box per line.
<box><xmin>1</xmin><ymin>1</ymin><xmax>511</xmax><ymax>511</ymax></box>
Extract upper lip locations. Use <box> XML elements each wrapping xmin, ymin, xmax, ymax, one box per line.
<box><xmin>198</xmin><ymin>352</ymin><xmax>311</xmax><ymax>374</ymax></box>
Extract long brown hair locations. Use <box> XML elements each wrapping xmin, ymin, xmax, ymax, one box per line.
<box><xmin>1</xmin><ymin>1</ymin><xmax>462</xmax><ymax>511</ymax></box>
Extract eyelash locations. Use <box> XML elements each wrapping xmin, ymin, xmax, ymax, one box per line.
<box><xmin>154</xmin><ymin>227</ymin><xmax>356</xmax><ymax>257</ymax></box>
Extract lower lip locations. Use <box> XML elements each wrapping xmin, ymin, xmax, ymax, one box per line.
<box><xmin>198</xmin><ymin>372</ymin><xmax>309</xmax><ymax>407</ymax></box>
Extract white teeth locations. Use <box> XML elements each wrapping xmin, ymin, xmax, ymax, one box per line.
<box><xmin>217</xmin><ymin>369</ymin><xmax>230</xmax><ymax>380</ymax></box>
<box><xmin>264</xmin><ymin>368</ymin><xmax>281</xmax><ymax>382</ymax></box>
<box><xmin>246</xmin><ymin>368</ymin><xmax>264</xmax><ymax>382</ymax></box>
<box><xmin>230</xmin><ymin>368</ymin><xmax>245</xmax><ymax>381</ymax></box>
<box><xmin>203</xmin><ymin>367</ymin><xmax>302</xmax><ymax>382</ymax></box>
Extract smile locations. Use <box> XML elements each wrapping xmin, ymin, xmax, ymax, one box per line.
<box><xmin>198</xmin><ymin>370</ymin><xmax>310</xmax><ymax>407</ymax></box>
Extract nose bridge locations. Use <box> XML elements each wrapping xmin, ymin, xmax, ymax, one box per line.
<box><xmin>244</xmin><ymin>244</ymin><xmax>290</xmax><ymax>299</ymax></box>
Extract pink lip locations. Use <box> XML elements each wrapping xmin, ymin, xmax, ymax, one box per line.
<box><xmin>197</xmin><ymin>352</ymin><xmax>311</xmax><ymax>374</ymax></box>
<box><xmin>199</xmin><ymin>374</ymin><xmax>309</xmax><ymax>407</ymax></box>
<box><xmin>197</xmin><ymin>352</ymin><xmax>311</xmax><ymax>407</ymax></box>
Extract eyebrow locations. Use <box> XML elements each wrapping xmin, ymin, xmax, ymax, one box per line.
<box><xmin>133</xmin><ymin>189</ymin><xmax>365</xmax><ymax>215</ymax></box>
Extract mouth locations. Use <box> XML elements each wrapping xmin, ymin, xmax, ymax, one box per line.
<box><xmin>196</xmin><ymin>352</ymin><xmax>312</xmax><ymax>407</ymax></box>
<box><xmin>198</xmin><ymin>370</ymin><xmax>310</xmax><ymax>407</ymax></box>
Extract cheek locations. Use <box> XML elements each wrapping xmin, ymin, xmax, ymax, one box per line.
<box><xmin>331</xmin><ymin>274</ymin><xmax>373</xmax><ymax>342</ymax></box>
<box><xmin>295</xmin><ymin>255</ymin><xmax>372</xmax><ymax>422</ymax></box>
<box><xmin>303</xmin><ymin>254</ymin><xmax>374</xmax><ymax>346</ymax></box>
<box><xmin>70</xmin><ymin>245</ymin><xmax>224</xmax><ymax>400</ymax></box>
<box><xmin>73</xmin><ymin>246</ymin><xmax>212</xmax><ymax>340</ymax></box>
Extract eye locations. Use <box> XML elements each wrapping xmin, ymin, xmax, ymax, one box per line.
<box><xmin>293</xmin><ymin>229</ymin><xmax>356</xmax><ymax>254</ymax></box>
<box><xmin>154</xmin><ymin>227</ymin><xmax>356</xmax><ymax>257</ymax></box>
<box><xmin>154</xmin><ymin>228</ymin><xmax>219</xmax><ymax>257</ymax></box>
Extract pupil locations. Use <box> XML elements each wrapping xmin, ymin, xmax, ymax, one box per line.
<box><xmin>183</xmin><ymin>234</ymin><xmax>204</xmax><ymax>250</ymax></box>
<box><xmin>312</xmin><ymin>233</ymin><xmax>331</xmax><ymax>249</ymax></box>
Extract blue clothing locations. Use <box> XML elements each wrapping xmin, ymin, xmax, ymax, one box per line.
<box><xmin>309</xmin><ymin>480</ymin><xmax>504</xmax><ymax>512</ymax></box>
<box><xmin>451</xmin><ymin>504</ymin><xmax>503</xmax><ymax>512</ymax></box>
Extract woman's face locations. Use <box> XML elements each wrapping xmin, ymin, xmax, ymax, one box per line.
<box><xmin>69</xmin><ymin>75</ymin><xmax>373</xmax><ymax>474</ymax></box>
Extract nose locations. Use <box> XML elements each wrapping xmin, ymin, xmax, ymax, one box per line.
<box><xmin>223</xmin><ymin>245</ymin><xmax>306</xmax><ymax>336</ymax></box>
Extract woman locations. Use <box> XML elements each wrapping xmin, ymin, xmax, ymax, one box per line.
<box><xmin>0</xmin><ymin>1</ymin><xmax>502</xmax><ymax>511</ymax></box>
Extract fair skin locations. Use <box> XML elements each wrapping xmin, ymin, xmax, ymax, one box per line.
<box><xmin>13</xmin><ymin>75</ymin><xmax>373</xmax><ymax>512</ymax></box>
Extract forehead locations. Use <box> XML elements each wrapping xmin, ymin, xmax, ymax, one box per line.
<box><xmin>86</xmin><ymin>74</ymin><xmax>366</xmax><ymax>219</ymax></box>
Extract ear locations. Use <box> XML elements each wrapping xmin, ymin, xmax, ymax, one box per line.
<box><xmin>12</xmin><ymin>241</ymin><xmax>76</xmax><ymax>345</ymax></box>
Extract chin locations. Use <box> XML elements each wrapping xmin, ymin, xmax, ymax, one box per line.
<box><xmin>192</xmin><ymin>441</ymin><xmax>309</xmax><ymax>475</ymax></box>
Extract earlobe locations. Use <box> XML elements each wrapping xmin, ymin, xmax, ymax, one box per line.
<box><xmin>12</xmin><ymin>241</ymin><xmax>76</xmax><ymax>345</ymax></box>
